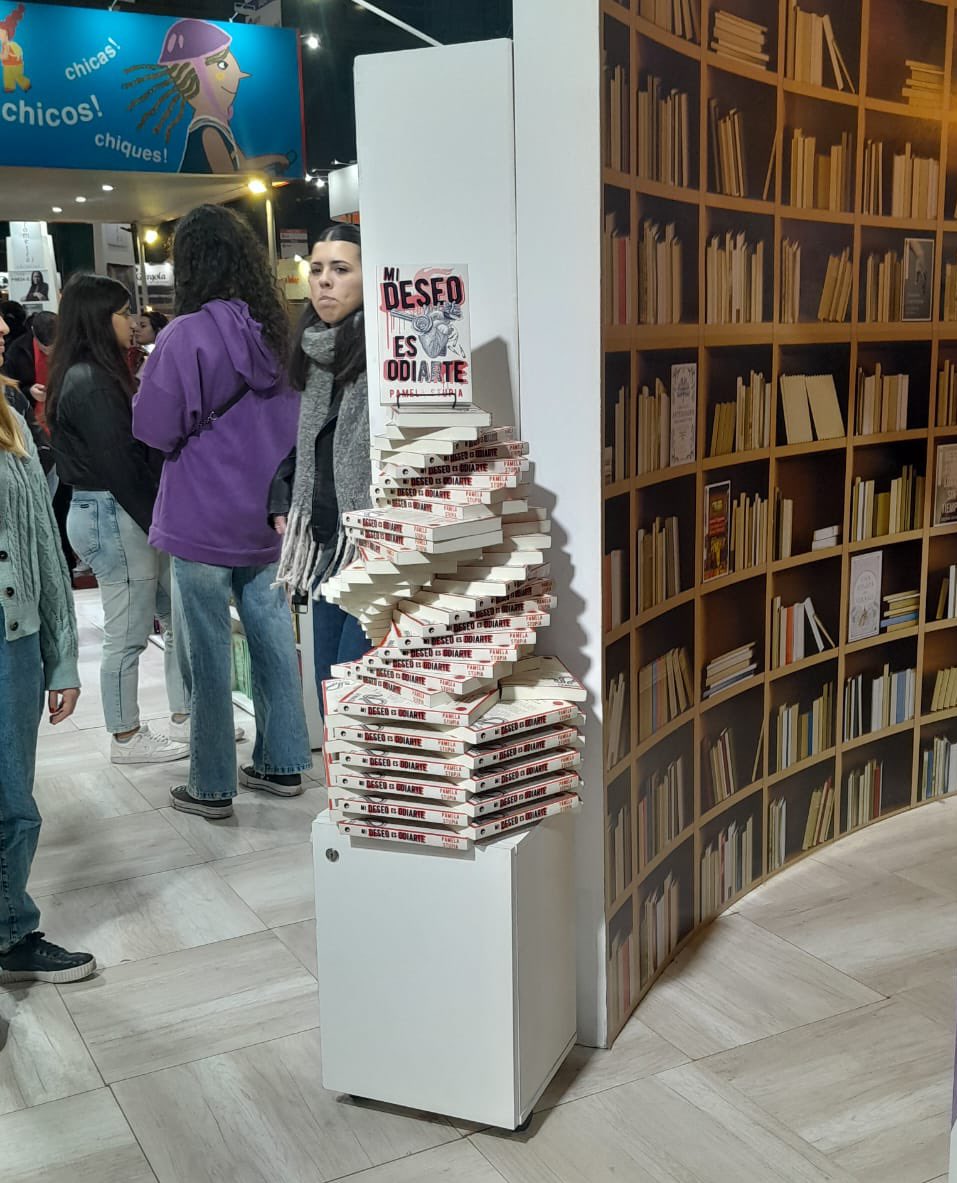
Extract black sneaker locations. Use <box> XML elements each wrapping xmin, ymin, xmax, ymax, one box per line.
<box><xmin>239</xmin><ymin>765</ymin><xmax>304</xmax><ymax>797</ymax></box>
<box><xmin>169</xmin><ymin>786</ymin><xmax>234</xmax><ymax>819</ymax></box>
<box><xmin>0</xmin><ymin>932</ymin><xmax>96</xmax><ymax>984</ymax></box>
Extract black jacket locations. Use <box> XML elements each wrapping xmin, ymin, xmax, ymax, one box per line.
<box><xmin>3</xmin><ymin>383</ymin><xmax>54</xmax><ymax>473</ymax></box>
<box><xmin>51</xmin><ymin>363</ymin><xmax>162</xmax><ymax>534</ymax></box>
<box><xmin>3</xmin><ymin>332</ymin><xmax>37</xmax><ymax>391</ymax></box>
<box><xmin>267</xmin><ymin>387</ymin><xmax>343</xmax><ymax>545</ymax></box>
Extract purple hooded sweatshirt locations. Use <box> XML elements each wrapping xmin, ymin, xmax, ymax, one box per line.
<box><xmin>132</xmin><ymin>299</ymin><xmax>299</xmax><ymax>567</ymax></box>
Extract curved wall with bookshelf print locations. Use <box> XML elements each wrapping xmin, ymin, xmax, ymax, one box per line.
<box><xmin>600</xmin><ymin>0</ymin><xmax>957</xmax><ymax>1041</ymax></box>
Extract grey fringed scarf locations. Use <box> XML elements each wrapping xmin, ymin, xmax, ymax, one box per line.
<box><xmin>275</xmin><ymin>323</ymin><xmax>370</xmax><ymax>596</ymax></box>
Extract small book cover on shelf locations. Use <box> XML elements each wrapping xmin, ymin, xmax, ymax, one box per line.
<box><xmin>703</xmin><ymin>480</ymin><xmax>731</xmax><ymax>581</ymax></box>
<box><xmin>902</xmin><ymin>238</ymin><xmax>933</xmax><ymax>322</ymax></box>
<box><xmin>669</xmin><ymin>364</ymin><xmax>697</xmax><ymax>466</ymax></box>
<box><xmin>377</xmin><ymin>265</ymin><xmax>472</xmax><ymax>406</ymax></box>
<box><xmin>848</xmin><ymin>550</ymin><xmax>882</xmax><ymax>643</ymax></box>
<box><xmin>934</xmin><ymin>443</ymin><xmax>957</xmax><ymax>525</ymax></box>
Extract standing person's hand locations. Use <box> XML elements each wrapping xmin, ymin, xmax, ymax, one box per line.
<box><xmin>30</xmin><ymin>383</ymin><xmax>46</xmax><ymax>402</ymax></box>
<box><xmin>48</xmin><ymin>688</ymin><xmax>80</xmax><ymax>725</ymax></box>
<box><xmin>273</xmin><ymin>514</ymin><xmax>287</xmax><ymax>536</ymax></box>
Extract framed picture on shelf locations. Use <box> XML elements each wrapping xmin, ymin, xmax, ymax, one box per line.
<box><xmin>703</xmin><ymin>480</ymin><xmax>731</xmax><ymax>582</ymax></box>
<box><xmin>902</xmin><ymin>237</ymin><xmax>933</xmax><ymax>322</ymax></box>
<box><xmin>848</xmin><ymin>550</ymin><xmax>882</xmax><ymax>643</ymax></box>
<box><xmin>934</xmin><ymin>443</ymin><xmax>957</xmax><ymax>526</ymax></box>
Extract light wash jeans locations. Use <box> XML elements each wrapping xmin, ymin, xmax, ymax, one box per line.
<box><xmin>0</xmin><ymin>607</ymin><xmax>43</xmax><ymax>953</ymax></box>
<box><xmin>66</xmin><ymin>491</ymin><xmax>189</xmax><ymax>733</ymax></box>
<box><xmin>172</xmin><ymin>558</ymin><xmax>311</xmax><ymax>799</ymax></box>
<box><xmin>313</xmin><ymin>593</ymin><xmax>368</xmax><ymax>698</ymax></box>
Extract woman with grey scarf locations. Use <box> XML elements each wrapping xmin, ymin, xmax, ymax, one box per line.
<box><xmin>270</xmin><ymin>223</ymin><xmax>370</xmax><ymax>691</ymax></box>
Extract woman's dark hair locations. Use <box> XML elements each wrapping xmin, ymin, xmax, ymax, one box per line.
<box><xmin>288</xmin><ymin>223</ymin><xmax>364</xmax><ymax>392</ymax></box>
<box><xmin>0</xmin><ymin>300</ymin><xmax>27</xmax><ymax>340</ymax></box>
<box><xmin>31</xmin><ymin>270</ymin><xmax>43</xmax><ymax>285</ymax></box>
<box><xmin>47</xmin><ymin>274</ymin><xmax>133</xmax><ymax>423</ymax></box>
<box><xmin>31</xmin><ymin>310</ymin><xmax>58</xmax><ymax>346</ymax></box>
<box><xmin>172</xmin><ymin>204</ymin><xmax>289</xmax><ymax>361</ymax></box>
<box><xmin>144</xmin><ymin>309</ymin><xmax>169</xmax><ymax>335</ymax></box>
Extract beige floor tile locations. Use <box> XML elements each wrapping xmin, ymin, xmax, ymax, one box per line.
<box><xmin>212</xmin><ymin>841</ymin><xmax>315</xmax><ymax>927</ymax></box>
<box><xmin>814</xmin><ymin>797</ymin><xmax>957</xmax><ymax>876</ymax></box>
<box><xmin>33</xmin><ymin>724</ymin><xmax>113</xmax><ymax>778</ymax></box>
<box><xmin>701</xmin><ymin>997</ymin><xmax>951</xmax><ymax>1183</ymax></box>
<box><xmin>631</xmin><ymin>914</ymin><xmax>881</xmax><ymax>1058</ymax></box>
<box><xmin>62</xmin><ymin>931</ymin><xmax>319</xmax><ymax>1083</ymax></box>
<box><xmin>472</xmin><ymin>1068</ymin><xmax>860</xmax><ymax>1183</ymax></box>
<box><xmin>896</xmin><ymin>848</ymin><xmax>957</xmax><ymax>901</ymax></box>
<box><xmin>893</xmin><ymin>952</ymin><xmax>957</xmax><ymax>1029</ymax></box>
<box><xmin>0</xmin><ymin>1087</ymin><xmax>155</xmax><ymax>1181</ymax></box>
<box><xmin>0</xmin><ymin>984</ymin><xmax>102</xmax><ymax>1115</ymax></box>
<box><xmin>30</xmin><ymin>810</ymin><xmax>205</xmax><ymax>895</ymax></box>
<box><xmin>740</xmin><ymin>865</ymin><xmax>957</xmax><ymax>996</ymax></box>
<box><xmin>114</xmin><ymin>759</ymin><xmax>194</xmax><ymax>809</ymax></box>
<box><xmin>32</xmin><ymin>769</ymin><xmax>153</xmax><ymax>826</ymax></box>
<box><xmin>113</xmin><ymin>1028</ymin><xmax>458</xmax><ymax>1183</ymax></box>
<box><xmin>159</xmin><ymin>787</ymin><xmax>324</xmax><ymax>860</ymax></box>
<box><xmin>272</xmin><ymin>919</ymin><xmax>318</xmax><ymax>979</ymax></box>
<box><xmin>36</xmin><ymin>865</ymin><xmax>266</xmax><ymax>968</ymax></box>
<box><xmin>325</xmin><ymin>1140</ymin><xmax>505</xmax><ymax>1182</ymax></box>
<box><xmin>536</xmin><ymin>1017</ymin><xmax>688</xmax><ymax>1111</ymax></box>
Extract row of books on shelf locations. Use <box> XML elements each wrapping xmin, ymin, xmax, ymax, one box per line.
<box><xmin>637</xmin><ymin>75</ymin><xmax>691</xmax><ymax>188</ymax></box>
<box><xmin>861</xmin><ymin>141</ymin><xmax>939</xmax><ymax>220</ymax></box>
<box><xmin>789</xmin><ymin>129</ymin><xmax>853</xmax><ymax>213</ymax></box>
<box><xmin>602</xmin><ymin>60</ymin><xmax>630</xmax><ymax>174</ymax></box>
<box><xmin>639</xmin><ymin>646</ymin><xmax>693</xmax><ymax>740</ymax></box>
<box><xmin>639</xmin><ymin>220</ymin><xmax>683</xmax><ymax>325</ymax></box>
<box><xmin>704</xmin><ymin>641</ymin><xmax>757</xmax><ymax>700</ymax></box>
<box><xmin>637</xmin><ymin>362</ymin><xmax>697</xmax><ymax>473</ymax></box>
<box><xmin>605</xmin><ymin>670</ymin><xmax>629</xmax><ymax>770</ymax></box>
<box><xmin>609</xmin><ymin>799</ymin><xmax>634</xmax><ymax>901</ymax></box>
<box><xmin>636</xmin><ymin>514</ymin><xmax>681</xmax><ymax>612</ymax></box>
<box><xmin>768</xmin><ymin>777</ymin><xmax>834</xmax><ymax>871</ymax></box>
<box><xmin>930</xmin><ymin>665</ymin><xmax>957</xmax><ymax>713</ymax></box>
<box><xmin>705</xmin><ymin>231</ymin><xmax>764</xmax><ymax>325</ymax></box>
<box><xmin>775</xmin><ymin>682</ymin><xmax>835</xmax><ymax>772</ymax></box>
<box><xmin>855</xmin><ymin>367</ymin><xmax>908</xmax><ymax>435</ymax></box>
<box><xmin>603</xmin><ymin>548</ymin><xmax>626</xmax><ymax>630</ymax></box>
<box><xmin>781</xmin><ymin>242</ymin><xmax>854</xmax><ymax>325</ymax></box>
<box><xmin>771</xmin><ymin>596</ymin><xmax>833</xmax><ymax>668</ymax></box>
<box><xmin>708</xmin><ymin>370</ymin><xmax>769</xmax><ymax>456</ymax></box>
<box><xmin>640</xmin><ymin>754</ymin><xmax>687</xmax><ymax>863</ymax></box>
<box><xmin>844</xmin><ymin>665</ymin><xmax>916</xmax><ymax>740</ymax></box>
<box><xmin>708</xmin><ymin>100</ymin><xmax>748</xmax><ymax>200</ymax></box>
<box><xmin>938</xmin><ymin>361</ymin><xmax>957</xmax><ymax>428</ymax></box>
<box><xmin>602</xmin><ymin>212</ymin><xmax>634</xmax><ymax>326</ymax></box>
<box><xmin>846</xmin><ymin>758</ymin><xmax>882</xmax><ymax>828</ymax></box>
<box><xmin>785</xmin><ymin>2</ymin><xmax>854</xmax><ymax>91</ymax></box>
<box><xmin>638</xmin><ymin>872</ymin><xmax>681</xmax><ymax>988</ymax></box>
<box><xmin>703</xmin><ymin>481</ymin><xmax>768</xmax><ymax>581</ymax></box>
<box><xmin>934</xmin><ymin>566</ymin><xmax>957</xmax><ymax>621</ymax></box>
<box><xmin>639</xmin><ymin>0</ymin><xmax>698</xmax><ymax>42</ymax></box>
<box><xmin>705</xmin><ymin>727</ymin><xmax>737</xmax><ymax>808</ymax></box>
<box><xmin>700</xmin><ymin>815</ymin><xmax>755</xmax><ymax>919</ymax></box>
<box><xmin>920</xmin><ymin>736</ymin><xmax>957</xmax><ymax>799</ymax></box>
<box><xmin>779</xmin><ymin>373</ymin><xmax>844</xmax><ymax>443</ymax></box>
<box><xmin>603</xmin><ymin>384</ymin><xmax>629</xmax><ymax>484</ymax></box>
<box><xmin>850</xmin><ymin>466</ymin><xmax>924</xmax><ymax>541</ymax></box>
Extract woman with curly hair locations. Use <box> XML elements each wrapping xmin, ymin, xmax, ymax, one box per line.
<box><xmin>133</xmin><ymin>204</ymin><xmax>311</xmax><ymax>820</ymax></box>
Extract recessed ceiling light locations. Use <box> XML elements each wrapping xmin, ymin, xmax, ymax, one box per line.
<box><xmin>247</xmin><ymin>178</ymin><xmax>267</xmax><ymax>195</ymax></box>
<box><xmin>75</xmin><ymin>195</ymin><xmax>87</xmax><ymax>203</ymax></box>
<box><xmin>51</xmin><ymin>205</ymin><xmax>62</xmax><ymax>213</ymax></box>
<box><xmin>101</xmin><ymin>184</ymin><xmax>114</xmax><ymax>192</ymax></box>
<box><xmin>304</xmin><ymin>33</ymin><xmax>319</xmax><ymax>49</ymax></box>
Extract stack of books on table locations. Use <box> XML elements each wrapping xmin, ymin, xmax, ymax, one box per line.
<box><xmin>811</xmin><ymin>524</ymin><xmax>841</xmax><ymax>551</ymax></box>
<box><xmin>320</xmin><ymin>402</ymin><xmax>585</xmax><ymax>850</ymax></box>
<box><xmin>902</xmin><ymin>59</ymin><xmax>944</xmax><ymax>109</ymax></box>
<box><xmin>710</xmin><ymin>10</ymin><xmax>768</xmax><ymax>69</ymax></box>
<box><xmin>920</xmin><ymin>736</ymin><xmax>957</xmax><ymax>800</ymax></box>
<box><xmin>881</xmin><ymin>589</ymin><xmax>919</xmax><ymax>633</ymax></box>
<box><xmin>703</xmin><ymin>643</ymin><xmax>757</xmax><ymax>698</ymax></box>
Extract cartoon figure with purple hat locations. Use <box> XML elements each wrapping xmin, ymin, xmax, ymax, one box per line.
<box><xmin>124</xmin><ymin>18</ymin><xmax>295</xmax><ymax>175</ymax></box>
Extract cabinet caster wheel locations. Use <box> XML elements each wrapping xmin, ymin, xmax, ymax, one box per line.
<box><xmin>514</xmin><ymin>1112</ymin><xmax>533</xmax><ymax>1132</ymax></box>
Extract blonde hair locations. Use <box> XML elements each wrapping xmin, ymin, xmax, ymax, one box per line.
<box><xmin>0</xmin><ymin>378</ymin><xmax>28</xmax><ymax>457</ymax></box>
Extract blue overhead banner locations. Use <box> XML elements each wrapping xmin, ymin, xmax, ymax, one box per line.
<box><xmin>0</xmin><ymin>1</ymin><xmax>304</xmax><ymax>176</ymax></box>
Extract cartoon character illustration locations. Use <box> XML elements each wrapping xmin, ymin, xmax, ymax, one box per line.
<box><xmin>0</xmin><ymin>4</ymin><xmax>30</xmax><ymax>94</ymax></box>
<box><xmin>124</xmin><ymin>19</ymin><xmax>295</xmax><ymax>175</ymax></box>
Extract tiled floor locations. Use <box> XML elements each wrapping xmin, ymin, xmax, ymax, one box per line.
<box><xmin>1</xmin><ymin>590</ymin><xmax>955</xmax><ymax>1181</ymax></box>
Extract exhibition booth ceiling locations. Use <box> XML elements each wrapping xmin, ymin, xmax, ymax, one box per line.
<box><xmin>0</xmin><ymin>166</ymin><xmax>251</xmax><ymax>224</ymax></box>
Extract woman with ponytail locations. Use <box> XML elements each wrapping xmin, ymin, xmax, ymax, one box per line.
<box><xmin>0</xmin><ymin>313</ymin><xmax>94</xmax><ymax>985</ymax></box>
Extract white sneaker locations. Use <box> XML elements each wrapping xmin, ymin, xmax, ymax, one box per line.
<box><xmin>167</xmin><ymin>717</ymin><xmax>246</xmax><ymax>744</ymax></box>
<box><xmin>111</xmin><ymin>724</ymin><xmax>190</xmax><ymax>765</ymax></box>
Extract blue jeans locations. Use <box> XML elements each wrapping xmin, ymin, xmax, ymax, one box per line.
<box><xmin>312</xmin><ymin>594</ymin><xmax>368</xmax><ymax>699</ymax></box>
<box><xmin>0</xmin><ymin>608</ymin><xmax>43</xmax><ymax>953</ymax></box>
<box><xmin>67</xmin><ymin>491</ymin><xmax>189</xmax><ymax>733</ymax></box>
<box><xmin>173</xmin><ymin>558</ymin><xmax>311</xmax><ymax>799</ymax></box>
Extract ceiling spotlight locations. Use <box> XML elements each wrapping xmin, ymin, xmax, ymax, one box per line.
<box><xmin>101</xmin><ymin>184</ymin><xmax>114</xmax><ymax>192</ymax></box>
<box><xmin>248</xmin><ymin>178</ymin><xmax>267</xmax><ymax>195</ymax></box>
<box><xmin>51</xmin><ymin>205</ymin><xmax>62</xmax><ymax>213</ymax></box>
<box><xmin>315</xmin><ymin>176</ymin><xmax>327</xmax><ymax>189</ymax></box>
<box><xmin>143</xmin><ymin>228</ymin><xmax>159</xmax><ymax>245</ymax></box>
<box><xmin>304</xmin><ymin>33</ymin><xmax>319</xmax><ymax>49</ymax></box>
<box><xmin>75</xmin><ymin>195</ymin><xmax>87</xmax><ymax>203</ymax></box>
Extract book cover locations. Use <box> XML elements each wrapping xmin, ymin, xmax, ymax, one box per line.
<box><xmin>934</xmin><ymin>443</ymin><xmax>957</xmax><ymax>525</ymax></box>
<box><xmin>377</xmin><ymin>265</ymin><xmax>472</xmax><ymax>406</ymax></box>
<box><xmin>669</xmin><ymin>362</ymin><xmax>697</xmax><ymax>466</ymax></box>
<box><xmin>902</xmin><ymin>237</ymin><xmax>933</xmax><ymax>321</ymax></box>
<box><xmin>703</xmin><ymin>480</ymin><xmax>731</xmax><ymax>581</ymax></box>
<box><xmin>848</xmin><ymin>550</ymin><xmax>882</xmax><ymax>642</ymax></box>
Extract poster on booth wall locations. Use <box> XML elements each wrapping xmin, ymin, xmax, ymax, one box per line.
<box><xmin>0</xmin><ymin>1</ymin><xmax>304</xmax><ymax>177</ymax></box>
<box><xmin>377</xmin><ymin>265</ymin><xmax>472</xmax><ymax>408</ymax></box>
<box><xmin>6</xmin><ymin>221</ymin><xmax>58</xmax><ymax>312</ymax></box>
